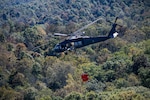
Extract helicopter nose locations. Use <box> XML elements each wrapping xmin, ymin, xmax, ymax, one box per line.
<box><xmin>53</xmin><ymin>44</ymin><xmax>61</xmax><ymax>52</ymax></box>
<box><xmin>53</xmin><ymin>45</ymin><xmax>58</xmax><ymax>51</ymax></box>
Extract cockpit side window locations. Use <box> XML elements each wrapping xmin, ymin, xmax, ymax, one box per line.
<box><xmin>54</xmin><ymin>44</ymin><xmax>60</xmax><ymax>50</ymax></box>
<box><xmin>74</xmin><ymin>41</ymin><xmax>82</xmax><ymax>47</ymax></box>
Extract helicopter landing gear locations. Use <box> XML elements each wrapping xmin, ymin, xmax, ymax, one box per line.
<box><xmin>64</xmin><ymin>51</ymin><xmax>68</xmax><ymax>55</ymax></box>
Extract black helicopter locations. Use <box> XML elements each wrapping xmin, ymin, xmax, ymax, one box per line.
<box><xmin>52</xmin><ymin>17</ymin><xmax>120</xmax><ymax>54</ymax></box>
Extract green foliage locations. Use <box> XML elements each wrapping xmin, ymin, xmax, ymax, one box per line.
<box><xmin>86</xmin><ymin>79</ymin><xmax>106</xmax><ymax>92</ymax></box>
<box><xmin>0</xmin><ymin>86</ymin><xmax>23</xmax><ymax>100</ymax></box>
<box><xmin>44</xmin><ymin>57</ymin><xmax>75</xmax><ymax>91</ymax></box>
<box><xmin>32</xmin><ymin>62</ymin><xmax>42</xmax><ymax>76</ymax></box>
<box><xmin>123</xmin><ymin>29</ymin><xmax>146</xmax><ymax>43</ymax></box>
<box><xmin>141</xmin><ymin>26</ymin><xmax>150</xmax><ymax>39</ymax></box>
<box><xmin>95</xmin><ymin>48</ymin><xmax>111</xmax><ymax>64</ymax></box>
<box><xmin>127</xmin><ymin>73</ymin><xmax>140</xmax><ymax>87</ymax></box>
<box><xmin>36</xmin><ymin>88</ymin><xmax>53</xmax><ymax>100</ymax></box>
<box><xmin>24</xmin><ymin>87</ymin><xmax>38</xmax><ymax>100</ymax></box>
<box><xmin>7</xmin><ymin>43</ymin><xmax>14</xmax><ymax>51</ymax></box>
<box><xmin>64</xmin><ymin>92</ymin><xmax>83</xmax><ymax>100</ymax></box>
<box><xmin>0</xmin><ymin>33</ymin><xmax>5</xmax><ymax>42</ymax></box>
<box><xmin>143</xmin><ymin>39</ymin><xmax>150</xmax><ymax>54</ymax></box>
<box><xmin>99</xmin><ymin>86</ymin><xmax>150</xmax><ymax>100</ymax></box>
<box><xmin>8</xmin><ymin>72</ymin><xmax>26</xmax><ymax>88</ymax></box>
<box><xmin>10</xmin><ymin>32</ymin><xmax>25</xmax><ymax>43</ymax></box>
<box><xmin>96</xmin><ymin>51</ymin><xmax>133</xmax><ymax>83</ymax></box>
<box><xmin>14</xmin><ymin>43</ymin><xmax>27</xmax><ymax>60</ymax></box>
<box><xmin>132</xmin><ymin>55</ymin><xmax>150</xmax><ymax>74</ymax></box>
<box><xmin>23</xmin><ymin>27</ymin><xmax>43</xmax><ymax>49</ymax></box>
<box><xmin>98</xmin><ymin>38</ymin><xmax>127</xmax><ymax>53</ymax></box>
<box><xmin>85</xmin><ymin>91</ymin><xmax>100</xmax><ymax>100</ymax></box>
<box><xmin>0</xmin><ymin>0</ymin><xmax>149</xmax><ymax>99</ymax></box>
<box><xmin>0</xmin><ymin>66</ymin><xmax>9</xmax><ymax>87</ymax></box>
<box><xmin>138</xmin><ymin>67</ymin><xmax>150</xmax><ymax>88</ymax></box>
<box><xmin>51</xmin><ymin>96</ymin><xmax>63</xmax><ymax>100</ymax></box>
<box><xmin>114</xmin><ymin>78</ymin><xmax>129</xmax><ymax>88</ymax></box>
<box><xmin>83</xmin><ymin>46</ymin><xmax>96</xmax><ymax>55</ymax></box>
<box><xmin>40</xmin><ymin>96</ymin><xmax>52</xmax><ymax>100</ymax></box>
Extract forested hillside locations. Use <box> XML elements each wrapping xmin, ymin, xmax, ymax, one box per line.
<box><xmin>0</xmin><ymin>0</ymin><xmax>150</xmax><ymax>100</ymax></box>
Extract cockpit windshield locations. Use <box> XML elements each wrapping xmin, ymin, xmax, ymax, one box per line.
<box><xmin>54</xmin><ymin>44</ymin><xmax>61</xmax><ymax>51</ymax></box>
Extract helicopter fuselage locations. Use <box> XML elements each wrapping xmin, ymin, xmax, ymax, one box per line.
<box><xmin>53</xmin><ymin>17</ymin><xmax>120</xmax><ymax>54</ymax></box>
<box><xmin>53</xmin><ymin>36</ymin><xmax>110</xmax><ymax>53</ymax></box>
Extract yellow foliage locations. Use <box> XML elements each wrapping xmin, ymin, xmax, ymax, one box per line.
<box><xmin>128</xmin><ymin>46</ymin><xmax>142</xmax><ymax>57</ymax></box>
<box><xmin>54</xmin><ymin>73</ymin><xmax>85</xmax><ymax>98</ymax></box>
<box><xmin>66</xmin><ymin>73</ymin><xmax>75</xmax><ymax>86</ymax></box>
<box><xmin>76</xmin><ymin>56</ymin><xmax>90</xmax><ymax>65</ymax></box>
<box><xmin>44</xmin><ymin>56</ymin><xmax>58</xmax><ymax>66</ymax></box>
<box><xmin>86</xmin><ymin>91</ymin><xmax>98</xmax><ymax>100</ymax></box>
<box><xmin>16</xmin><ymin>43</ymin><xmax>27</xmax><ymax>51</ymax></box>
<box><xmin>117</xmin><ymin>90</ymin><xmax>136</xmax><ymax>99</ymax></box>
<box><xmin>0</xmin><ymin>86</ymin><xmax>23</xmax><ymax>100</ymax></box>
<box><xmin>128</xmin><ymin>73</ymin><xmax>140</xmax><ymax>86</ymax></box>
<box><xmin>36</xmin><ymin>26</ymin><xmax>47</xmax><ymax>35</ymax></box>
<box><xmin>64</xmin><ymin>73</ymin><xmax>84</xmax><ymax>93</ymax></box>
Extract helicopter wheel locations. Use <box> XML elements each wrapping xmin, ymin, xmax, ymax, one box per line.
<box><xmin>64</xmin><ymin>51</ymin><xmax>68</xmax><ymax>55</ymax></box>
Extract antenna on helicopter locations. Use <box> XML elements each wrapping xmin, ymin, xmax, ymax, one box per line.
<box><xmin>114</xmin><ymin>17</ymin><xmax>118</xmax><ymax>23</ymax></box>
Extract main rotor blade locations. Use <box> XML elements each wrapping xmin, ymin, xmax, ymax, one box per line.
<box><xmin>54</xmin><ymin>33</ymin><xmax>68</xmax><ymax>37</ymax></box>
<box><xmin>114</xmin><ymin>17</ymin><xmax>118</xmax><ymax>24</ymax></box>
<box><xmin>73</xmin><ymin>17</ymin><xmax>103</xmax><ymax>35</ymax></box>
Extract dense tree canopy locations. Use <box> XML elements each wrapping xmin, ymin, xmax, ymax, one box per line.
<box><xmin>0</xmin><ymin>0</ymin><xmax>150</xmax><ymax>99</ymax></box>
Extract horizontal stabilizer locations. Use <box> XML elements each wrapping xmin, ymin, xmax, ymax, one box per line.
<box><xmin>113</xmin><ymin>32</ymin><xmax>118</xmax><ymax>38</ymax></box>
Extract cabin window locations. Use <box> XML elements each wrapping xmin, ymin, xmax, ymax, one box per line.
<box><xmin>74</xmin><ymin>41</ymin><xmax>82</xmax><ymax>47</ymax></box>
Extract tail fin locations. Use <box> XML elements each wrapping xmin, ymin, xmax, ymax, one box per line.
<box><xmin>108</xmin><ymin>17</ymin><xmax>119</xmax><ymax>38</ymax></box>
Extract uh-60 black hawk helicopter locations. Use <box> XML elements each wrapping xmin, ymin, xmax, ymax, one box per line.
<box><xmin>52</xmin><ymin>17</ymin><xmax>121</xmax><ymax>55</ymax></box>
